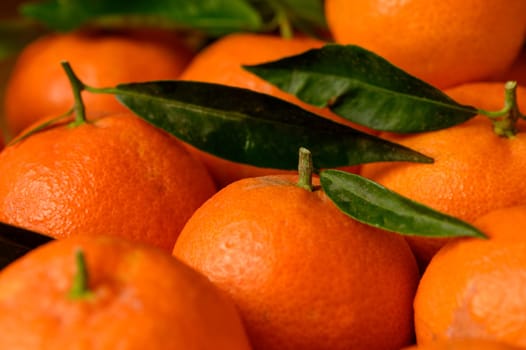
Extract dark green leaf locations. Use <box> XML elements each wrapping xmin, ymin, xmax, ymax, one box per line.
<box><xmin>20</xmin><ymin>0</ymin><xmax>262</xmax><ymax>35</ymax></box>
<box><xmin>320</xmin><ymin>169</ymin><xmax>486</xmax><ymax>238</ymax></box>
<box><xmin>111</xmin><ymin>80</ymin><xmax>433</xmax><ymax>170</ymax></box>
<box><xmin>0</xmin><ymin>221</ymin><xmax>53</xmax><ymax>269</ymax></box>
<box><xmin>244</xmin><ymin>44</ymin><xmax>479</xmax><ymax>133</ymax></box>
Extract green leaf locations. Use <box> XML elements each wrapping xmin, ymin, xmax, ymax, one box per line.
<box><xmin>109</xmin><ymin>80</ymin><xmax>433</xmax><ymax>170</ymax></box>
<box><xmin>20</xmin><ymin>0</ymin><xmax>262</xmax><ymax>35</ymax></box>
<box><xmin>0</xmin><ymin>221</ymin><xmax>53</xmax><ymax>269</ymax></box>
<box><xmin>244</xmin><ymin>44</ymin><xmax>479</xmax><ymax>133</ymax></box>
<box><xmin>320</xmin><ymin>169</ymin><xmax>486</xmax><ymax>238</ymax></box>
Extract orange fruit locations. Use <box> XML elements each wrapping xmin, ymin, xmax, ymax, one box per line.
<box><xmin>413</xmin><ymin>205</ymin><xmax>526</xmax><ymax>348</ymax></box>
<box><xmin>0</xmin><ymin>112</ymin><xmax>216</xmax><ymax>251</ymax></box>
<box><xmin>403</xmin><ymin>339</ymin><xmax>523</xmax><ymax>350</ymax></box>
<box><xmin>0</xmin><ymin>234</ymin><xmax>252</xmax><ymax>349</ymax></box>
<box><xmin>360</xmin><ymin>82</ymin><xmax>526</xmax><ymax>267</ymax></box>
<box><xmin>180</xmin><ymin>32</ymin><xmax>367</xmax><ymax>187</ymax></box>
<box><xmin>324</xmin><ymin>0</ymin><xmax>526</xmax><ymax>88</ymax></box>
<box><xmin>3</xmin><ymin>29</ymin><xmax>194</xmax><ymax>138</ymax></box>
<box><xmin>173</xmin><ymin>173</ymin><xmax>419</xmax><ymax>350</ymax></box>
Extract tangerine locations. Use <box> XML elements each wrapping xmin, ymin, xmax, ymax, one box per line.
<box><xmin>0</xmin><ymin>111</ymin><xmax>216</xmax><ymax>251</ymax></box>
<box><xmin>414</xmin><ymin>205</ymin><xmax>526</xmax><ymax>348</ymax></box>
<box><xmin>0</xmin><ymin>234</ymin><xmax>251</xmax><ymax>349</ymax></box>
<box><xmin>173</xmin><ymin>164</ymin><xmax>419</xmax><ymax>350</ymax></box>
<box><xmin>360</xmin><ymin>82</ymin><xmax>526</xmax><ymax>267</ymax></box>
<box><xmin>3</xmin><ymin>29</ymin><xmax>194</xmax><ymax>138</ymax></box>
<box><xmin>324</xmin><ymin>0</ymin><xmax>526</xmax><ymax>88</ymax></box>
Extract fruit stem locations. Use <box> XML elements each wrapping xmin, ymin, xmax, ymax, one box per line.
<box><xmin>478</xmin><ymin>81</ymin><xmax>524</xmax><ymax>138</ymax></box>
<box><xmin>61</xmin><ymin>61</ymin><xmax>88</xmax><ymax>127</ymax></box>
<box><xmin>266</xmin><ymin>0</ymin><xmax>293</xmax><ymax>39</ymax></box>
<box><xmin>7</xmin><ymin>107</ymin><xmax>74</xmax><ymax>146</ymax></box>
<box><xmin>297</xmin><ymin>147</ymin><xmax>313</xmax><ymax>191</ymax></box>
<box><xmin>68</xmin><ymin>249</ymin><xmax>94</xmax><ymax>300</ymax></box>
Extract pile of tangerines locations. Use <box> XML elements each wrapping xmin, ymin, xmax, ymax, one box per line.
<box><xmin>0</xmin><ymin>1</ymin><xmax>526</xmax><ymax>349</ymax></box>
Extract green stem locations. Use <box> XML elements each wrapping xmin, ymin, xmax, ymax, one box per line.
<box><xmin>7</xmin><ymin>108</ymin><xmax>74</xmax><ymax>146</ymax></box>
<box><xmin>477</xmin><ymin>81</ymin><xmax>524</xmax><ymax>138</ymax></box>
<box><xmin>68</xmin><ymin>249</ymin><xmax>93</xmax><ymax>300</ymax></box>
<box><xmin>266</xmin><ymin>0</ymin><xmax>293</xmax><ymax>39</ymax></box>
<box><xmin>60</xmin><ymin>61</ymin><xmax>88</xmax><ymax>127</ymax></box>
<box><xmin>297</xmin><ymin>147</ymin><xmax>313</xmax><ymax>191</ymax></box>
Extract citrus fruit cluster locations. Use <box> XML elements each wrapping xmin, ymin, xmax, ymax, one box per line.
<box><xmin>0</xmin><ymin>1</ymin><xmax>525</xmax><ymax>349</ymax></box>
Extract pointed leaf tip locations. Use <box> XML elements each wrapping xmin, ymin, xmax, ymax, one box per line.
<box><xmin>320</xmin><ymin>169</ymin><xmax>486</xmax><ymax>239</ymax></box>
<box><xmin>244</xmin><ymin>44</ymin><xmax>479</xmax><ymax>133</ymax></box>
<box><xmin>114</xmin><ymin>80</ymin><xmax>434</xmax><ymax>170</ymax></box>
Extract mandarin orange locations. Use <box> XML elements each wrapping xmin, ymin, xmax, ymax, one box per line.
<box><xmin>325</xmin><ymin>0</ymin><xmax>526</xmax><ymax>88</ymax></box>
<box><xmin>414</xmin><ymin>205</ymin><xmax>526</xmax><ymax>348</ymax></box>
<box><xmin>3</xmin><ymin>29</ymin><xmax>193</xmax><ymax>138</ymax></box>
<box><xmin>0</xmin><ymin>112</ymin><xmax>216</xmax><ymax>251</ymax></box>
<box><xmin>174</xmin><ymin>172</ymin><xmax>419</xmax><ymax>350</ymax></box>
<box><xmin>361</xmin><ymin>82</ymin><xmax>526</xmax><ymax>267</ymax></box>
<box><xmin>0</xmin><ymin>235</ymin><xmax>251</xmax><ymax>349</ymax></box>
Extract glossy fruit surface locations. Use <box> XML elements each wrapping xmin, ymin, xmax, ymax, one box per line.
<box><xmin>0</xmin><ymin>112</ymin><xmax>216</xmax><ymax>251</ymax></box>
<box><xmin>174</xmin><ymin>174</ymin><xmax>419</xmax><ymax>350</ymax></box>
<box><xmin>325</xmin><ymin>0</ymin><xmax>526</xmax><ymax>88</ymax></box>
<box><xmin>0</xmin><ymin>235</ymin><xmax>252</xmax><ymax>350</ymax></box>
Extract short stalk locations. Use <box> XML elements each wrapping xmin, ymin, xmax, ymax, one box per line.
<box><xmin>478</xmin><ymin>81</ymin><xmax>524</xmax><ymax>138</ymax></box>
<box><xmin>60</xmin><ymin>61</ymin><xmax>88</xmax><ymax>127</ymax></box>
<box><xmin>266</xmin><ymin>0</ymin><xmax>293</xmax><ymax>39</ymax></box>
<box><xmin>68</xmin><ymin>249</ymin><xmax>94</xmax><ymax>300</ymax></box>
<box><xmin>297</xmin><ymin>147</ymin><xmax>313</xmax><ymax>192</ymax></box>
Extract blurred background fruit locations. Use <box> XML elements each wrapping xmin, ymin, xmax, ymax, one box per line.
<box><xmin>3</xmin><ymin>29</ymin><xmax>194</xmax><ymax>139</ymax></box>
<box><xmin>324</xmin><ymin>0</ymin><xmax>526</xmax><ymax>89</ymax></box>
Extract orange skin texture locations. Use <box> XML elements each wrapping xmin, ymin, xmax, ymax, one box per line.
<box><xmin>180</xmin><ymin>33</ymin><xmax>367</xmax><ymax>187</ymax></box>
<box><xmin>0</xmin><ymin>235</ymin><xmax>252</xmax><ymax>350</ymax></box>
<box><xmin>173</xmin><ymin>174</ymin><xmax>419</xmax><ymax>350</ymax></box>
<box><xmin>402</xmin><ymin>339</ymin><xmax>523</xmax><ymax>350</ymax></box>
<box><xmin>324</xmin><ymin>0</ymin><xmax>526</xmax><ymax>89</ymax></box>
<box><xmin>360</xmin><ymin>82</ymin><xmax>526</xmax><ymax>267</ymax></box>
<box><xmin>414</xmin><ymin>205</ymin><xmax>526</xmax><ymax>348</ymax></box>
<box><xmin>0</xmin><ymin>113</ymin><xmax>216</xmax><ymax>251</ymax></box>
<box><xmin>3</xmin><ymin>29</ymin><xmax>194</xmax><ymax>138</ymax></box>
